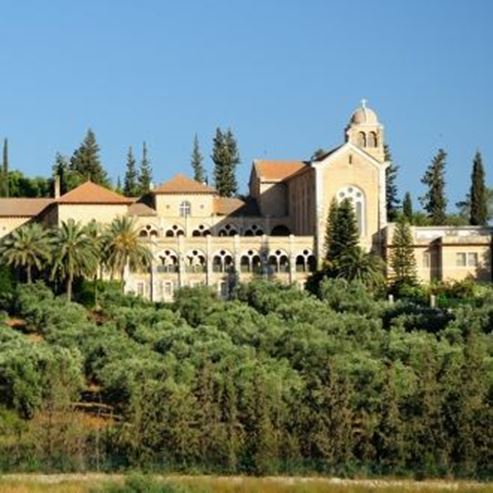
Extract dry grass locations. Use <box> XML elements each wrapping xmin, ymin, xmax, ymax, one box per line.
<box><xmin>0</xmin><ymin>474</ymin><xmax>492</xmax><ymax>493</ymax></box>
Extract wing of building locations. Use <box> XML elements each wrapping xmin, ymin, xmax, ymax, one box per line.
<box><xmin>1</xmin><ymin>102</ymin><xmax>490</xmax><ymax>300</ymax></box>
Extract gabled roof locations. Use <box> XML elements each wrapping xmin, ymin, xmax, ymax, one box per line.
<box><xmin>253</xmin><ymin>160</ymin><xmax>308</xmax><ymax>182</ymax></box>
<box><xmin>154</xmin><ymin>174</ymin><xmax>216</xmax><ymax>194</ymax></box>
<box><xmin>0</xmin><ymin>198</ymin><xmax>53</xmax><ymax>217</ymax></box>
<box><xmin>57</xmin><ymin>181</ymin><xmax>133</xmax><ymax>205</ymax></box>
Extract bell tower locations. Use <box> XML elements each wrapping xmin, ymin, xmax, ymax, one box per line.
<box><xmin>345</xmin><ymin>99</ymin><xmax>385</xmax><ymax>163</ymax></box>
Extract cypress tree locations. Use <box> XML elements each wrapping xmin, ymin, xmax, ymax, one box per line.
<box><xmin>385</xmin><ymin>144</ymin><xmax>400</xmax><ymax>221</ymax></box>
<box><xmin>123</xmin><ymin>146</ymin><xmax>139</xmax><ymax>197</ymax></box>
<box><xmin>225</xmin><ymin>129</ymin><xmax>240</xmax><ymax>196</ymax></box>
<box><xmin>2</xmin><ymin>138</ymin><xmax>9</xmax><ymax>197</ymax></box>
<box><xmin>402</xmin><ymin>192</ymin><xmax>413</xmax><ymax>222</ymax></box>
<box><xmin>115</xmin><ymin>176</ymin><xmax>123</xmax><ymax>194</ymax></box>
<box><xmin>191</xmin><ymin>134</ymin><xmax>206</xmax><ymax>183</ymax></box>
<box><xmin>138</xmin><ymin>141</ymin><xmax>152</xmax><ymax>194</ymax></box>
<box><xmin>390</xmin><ymin>219</ymin><xmax>417</xmax><ymax>287</ymax></box>
<box><xmin>469</xmin><ymin>151</ymin><xmax>488</xmax><ymax>225</ymax></box>
<box><xmin>69</xmin><ymin>129</ymin><xmax>109</xmax><ymax>186</ymax></box>
<box><xmin>420</xmin><ymin>148</ymin><xmax>447</xmax><ymax>225</ymax></box>
<box><xmin>212</xmin><ymin>128</ymin><xmax>239</xmax><ymax>197</ymax></box>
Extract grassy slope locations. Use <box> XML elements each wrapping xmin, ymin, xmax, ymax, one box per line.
<box><xmin>1</xmin><ymin>475</ymin><xmax>492</xmax><ymax>493</ymax></box>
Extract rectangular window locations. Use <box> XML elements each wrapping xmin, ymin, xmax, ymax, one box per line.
<box><xmin>137</xmin><ymin>282</ymin><xmax>145</xmax><ymax>297</ymax></box>
<box><xmin>423</xmin><ymin>251</ymin><xmax>430</xmax><ymax>268</ymax></box>
<box><xmin>468</xmin><ymin>252</ymin><xmax>478</xmax><ymax>267</ymax></box>
<box><xmin>456</xmin><ymin>253</ymin><xmax>467</xmax><ymax>267</ymax></box>
<box><xmin>164</xmin><ymin>281</ymin><xmax>173</xmax><ymax>297</ymax></box>
<box><xmin>218</xmin><ymin>281</ymin><xmax>228</xmax><ymax>298</ymax></box>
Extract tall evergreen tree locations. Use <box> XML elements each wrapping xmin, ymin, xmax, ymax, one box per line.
<box><xmin>326</xmin><ymin>198</ymin><xmax>359</xmax><ymax>262</ymax></box>
<box><xmin>212</xmin><ymin>128</ymin><xmax>239</xmax><ymax>197</ymax></box>
<box><xmin>69</xmin><ymin>129</ymin><xmax>109</xmax><ymax>186</ymax></box>
<box><xmin>191</xmin><ymin>134</ymin><xmax>206</xmax><ymax>183</ymax></box>
<box><xmin>52</xmin><ymin>152</ymin><xmax>82</xmax><ymax>195</ymax></box>
<box><xmin>402</xmin><ymin>192</ymin><xmax>413</xmax><ymax>222</ymax></box>
<box><xmin>123</xmin><ymin>146</ymin><xmax>139</xmax><ymax>197</ymax></box>
<box><xmin>325</xmin><ymin>198</ymin><xmax>339</xmax><ymax>262</ymax></box>
<box><xmin>469</xmin><ymin>151</ymin><xmax>488</xmax><ymax>226</ymax></box>
<box><xmin>390</xmin><ymin>219</ymin><xmax>417</xmax><ymax>287</ymax></box>
<box><xmin>420</xmin><ymin>148</ymin><xmax>447</xmax><ymax>225</ymax></box>
<box><xmin>138</xmin><ymin>141</ymin><xmax>152</xmax><ymax>194</ymax></box>
<box><xmin>385</xmin><ymin>144</ymin><xmax>400</xmax><ymax>221</ymax></box>
<box><xmin>2</xmin><ymin>138</ymin><xmax>9</xmax><ymax>197</ymax></box>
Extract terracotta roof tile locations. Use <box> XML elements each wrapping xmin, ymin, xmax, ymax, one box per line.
<box><xmin>154</xmin><ymin>174</ymin><xmax>215</xmax><ymax>194</ymax></box>
<box><xmin>128</xmin><ymin>202</ymin><xmax>157</xmax><ymax>217</ymax></box>
<box><xmin>0</xmin><ymin>198</ymin><xmax>53</xmax><ymax>217</ymax></box>
<box><xmin>253</xmin><ymin>160</ymin><xmax>307</xmax><ymax>182</ymax></box>
<box><xmin>57</xmin><ymin>181</ymin><xmax>133</xmax><ymax>204</ymax></box>
<box><xmin>214</xmin><ymin>196</ymin><xmax>260</xmax><ymax>217</ymax></box>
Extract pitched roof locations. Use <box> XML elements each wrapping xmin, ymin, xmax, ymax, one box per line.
<box><xmin>57</xmin><ymin>181</ymin><xmax>133</xmax><ymax>204</ymax></box>
<box><xmin>154</xmin><ymin>174</ymin><xmax>216</xmax><ymax>194</ymax></box>
<box><xmin>253</xmin><ymin>160</ymin><xmax>308</xmax><ymax>182</ymax></box>
<box><xmin>0</xmin><ymin>198</ymin><xmax>53</xmax><ymax>217</ymax></box>
<box><xmin>128</xmin><ymin>201</ymin><xmax>157</xmax><ymax>217</ymax></box>
<box><xmin>214</xmin><ymin>196</ymin><xmax>260</xmax><ymax>217</ymax></box>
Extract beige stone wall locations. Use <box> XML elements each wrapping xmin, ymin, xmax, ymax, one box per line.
<box><xmin>317</xmin><ymin>147</ymin><xmax>382</xmax><ymax>252</ymax></box>
<box><xmin>0</xmin><ymin>217</ymin><xmax>32</xmax><ymax>238</ymax></box>
<box><xmin>385</xmin><ymin>224</ymin><xmax>492</xmax><ymax>283</ymax></box>
<box><xmin>154</xmin><ymin>193</ymin><xmax>214</xmax><ymax>218</ymax></box>
<box><xmin>288</xmin><ymin>169</ymin><xmax>316</xmax><ymax>235</ymax></box>
<box><xmin>258</xmin><ymin>182</ymin><xmax>287</xmax><ymax>217</ymax></box>
<box><xmin>57</xmin><ymin>204</ymin><xmax>129</xmax><ymax>226</ymax></box>
<box><xmin>125</xmin><ymin>234</ymin><xmax>315</xmax><ymax>301</ymax></box>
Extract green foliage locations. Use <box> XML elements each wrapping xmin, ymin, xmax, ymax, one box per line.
<box><xmin>469</xmin><ymin>151</ymin><xmax>488</xmax><ymax>225</ymax></box>
<box><xmin>190</xmin><ymin>134</ymin><xmax>205</xmax><ymax>184</ymax></box>
<box><xmin>123</xmin><ymin>146</ymin><xmax>139</xmax><ymax>197</ymax></box>
<box><xmin>402</xmin><ymin>192</ymin><xmax>413</xmax><ymax>222</ymax></box>
<box><xmin>92</xmin><ymin>475</ymin><xmax>199</xmax><ymax>492</ymax></box>
<box><xmin>385</xmin><ymin>144</ymin><xmax>400</xmax><ymax>222</ymax></box>
<box><xmin>138</xmin><ymin>142</ymin><xmax>152</xmax><ymax>195</ymax></box>
<box><xmin>420</xmin><ymin>149</ymin><xmax>448</xmax><ymax>225</ymax></box>
<box><xmin>326</xmin><ymin>198</ymin><xmax>358</xmax><ymax>264</ymax></box>
<box><xmin>6</xmin><ymin>170</ymin><xmax>51</xmax><ymax>198</ymax></box>
<box><xmin>70</xmin><ymin>129</ymin><xmax>109</xmax><ymax>186</ymax></box>
<box><xmin>0</xmin><ymin>280</ymin><xmax>492</xmax><ymax>478</ymax></box>
<box><xmin>0</xmin><ymin>222</ymin><xmax>52</xmax><ymax>283</ymax></box>
<box><xmin>212</xmin><ymin>128</ymin><xmax>239</xmax><ymax>197</ymax></box>
<box><xmin>390</xmin><ymin>220</ymin><xmax>417</xmax><ymax>288</ymax></box>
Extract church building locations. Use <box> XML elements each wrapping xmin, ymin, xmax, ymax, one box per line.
<box><xmin>0</xmin><ymin>102</ymin><xmax>491</xmax><ymax>300</ymax></box>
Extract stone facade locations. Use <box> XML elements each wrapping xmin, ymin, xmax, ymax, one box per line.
<box><xmin>0</xmin><ymin>101</ymin><xmax>491</xmax><ymax>299</ymax></box>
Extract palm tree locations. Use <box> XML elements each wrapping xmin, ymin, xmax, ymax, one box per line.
<box><xmin>50</xmin><ymin>219</ymin><xmax>98</xmax><ymax>301</ymax></box>
<box><xmin>336</xmin><ymin>247</ymin><xmax>386</xmax><ymax>291</ymax></box>
<box><xmin>0</xmin><ymin>222</ymin><xmax>51</xmax><ymax>283</ymax></box>
<box><xmin>103</xmin><ymin>216</ymin><xmax>152</xmax><ymax>291</ymax></box>
<box><xmin>84</xmin><ymin>220</ymin><xmax>104</xmax><ymax>306</ymax></box>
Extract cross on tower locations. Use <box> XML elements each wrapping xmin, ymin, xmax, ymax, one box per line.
<box><xmin>361</xmin><ymin>98</ymin><xmax>367</xmax><ymax>108</ymax></box>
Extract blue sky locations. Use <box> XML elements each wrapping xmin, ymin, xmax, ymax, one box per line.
<box><xmin>1</xmin><ymin>0</ymin><xmax>492</xmax><ymax>208</ymax></box>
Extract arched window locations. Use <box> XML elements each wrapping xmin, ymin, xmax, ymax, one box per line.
<box><xmin>158</xmin><ymin>249</ymin><xmax>178</xmax><ymax>273</ymax></box>
<box><xmin>185</xmin><ymin>250</ymin><xmax>206</xmax><ymax>273</ymax></box>
<box><xmin>268</xmin><ymin>249</ymin><xmax>289</xmax><ymax>273</ymax></box>
<box><xmin>191</xmin><ymin>224</ymin><xmax>211</xmax><ymax>237</ymax></box>
<box><xmin>179</xmin><ymin>201</ymin><xmax>191</xmax><ymax>217</ymax></box>
<box><xmin>271</xmin><ymin>225</ymin><xmax>291</xmax><ymax>236</ymax></box>
<box><xmin>240</xmin><ymin>250</ymin><xmax>263</xmax><ymax>274</ymax></box>
<box><xmin>139</xmin><ymin>224</ymin><xmax>158</xmax><ymax>238</ymax></box>
<box><xmin>337</xmin><ymin>185</ymin><xmax>366</xmax><ymax>236</ymax></box>
<box><xmin>368</xmin><ymin>131</ymin><xmax>378</xmax><ymax>148</ymax></box>
<box><xmin>244</xmin><ymin>224</ymin><xmax>264</xmax><ymax>236</ymax></box>
<box><xmin>295</xmin><ymin>249</ymin><xmax>316</xmax><ymax>273</ymax></box>
<box><xmin>165</xmin><ymin>225</ymin><xmax>184</xmax><ymax>237</ymax></box>
<box><xmin>218</xmin><ymin>224</ymin><xmax>238</xmax><ymax>236</ymax></box>
<box><xmin>357</xmin><ymin>131</ymin><xmax>367</xmax><ymax>147</ymax></box>
<box><xmin>213</xmin><ymin>250</ymin><xmax>234</xmax><ymax>273</ymax></box>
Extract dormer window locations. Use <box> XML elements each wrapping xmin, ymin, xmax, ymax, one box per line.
<box><xmin>179</xmin><ymin>200</ymin><xmax>191</xmax><ymax>217</ymax></box>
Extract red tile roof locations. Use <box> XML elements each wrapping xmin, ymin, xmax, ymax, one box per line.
<box><xmin>253</xmin><ymin>160</ymin><xmax>307</xmax><ymax>182</ymax></box>
<box><xmin>154</xmin><ymin>174</ymin><xmax>215</xmax><ymax>194</ymax></box>
<box><xmin>57</xmin><ymin>181</ymin><xmax>133</xmax><ymax>204</ymax></box>
<box><xmin>0</xmin><ymin>198</ymin><xmax>53</xmax><ymax>217</ymax></box>
<box><xmin>128</xmin><ymin>202</ymin><xmax>157</xmax><ymax>216</ymax></box>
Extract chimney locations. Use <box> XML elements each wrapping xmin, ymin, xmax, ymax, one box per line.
<box><xmin>54</xmin><ymin>175</ymin><xmax>61</xmax><ymax>198</ymax></box>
